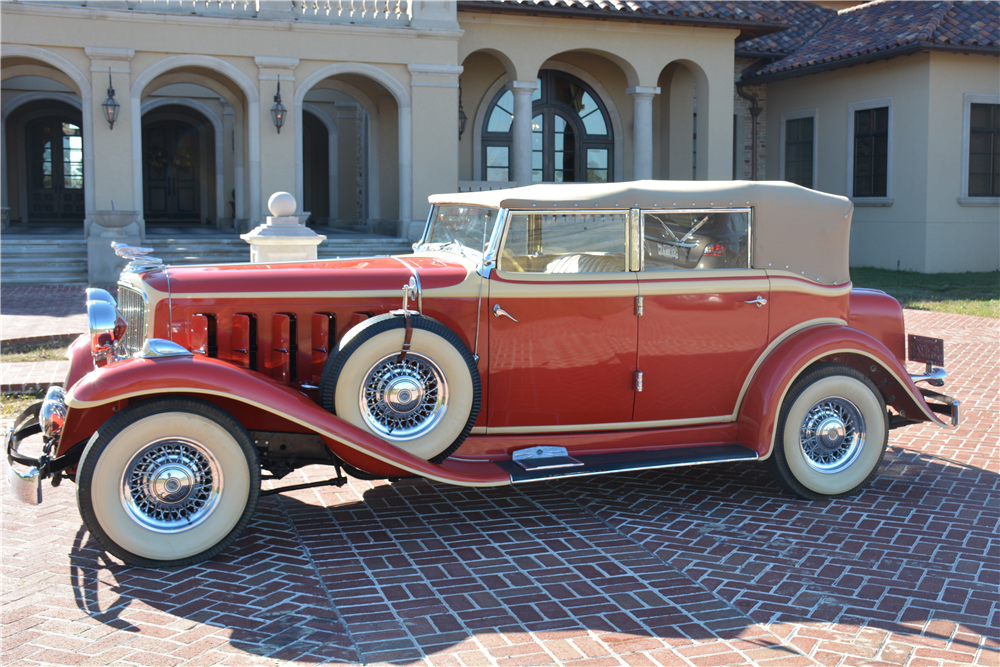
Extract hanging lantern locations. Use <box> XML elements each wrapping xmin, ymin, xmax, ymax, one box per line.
<box><xmin>103</xmin><ymin>69</ymin><xmax>120</xmax><ymax>130</ymax></box>
<box><xmin>271</xmin><ymin>81</ymin><xmax>286</xmax><ymax>134</ymax></box>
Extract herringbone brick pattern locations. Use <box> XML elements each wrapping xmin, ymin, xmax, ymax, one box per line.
<box><xmin>2</xmin><ymin>310</ymin><xmax>997</xmax><ymax>666</ymax></box>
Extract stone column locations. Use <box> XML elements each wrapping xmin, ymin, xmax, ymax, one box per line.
<box><xmin>408</xmin><ymin>63</ymin><xmax>462</xmax><ymax>240</ymax></box>
<box><xmin>510</xmin><ymin>80</ymin><xmax>538</xmax><ymax>187</ymax></box>
<box><xmin>86</xmin><ymin>47</ymin><xmax>136</xmax><ymax>238</ymax></box>
<box><xmin>255</xmin><ymin>57</ymin><xmax>299</xmax><ymax>227</ymax></box>
<box><xmin>628</xmin><ymin>86</ymin><xmax>659</xmax><ymax>181</ymax></box>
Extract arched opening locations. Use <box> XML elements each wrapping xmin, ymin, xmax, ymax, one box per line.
<box><xmin>296</xmin><ymin>64</ymin><xmax>410</xmax><ymax>236</ymax></box>
<box><xmin>301</xmin><ymin>85</ymin><xmax>374</xmax><ymax>230</ymax></box>
<box><xmin>131</xmin><ymin>57</ymin><xmax>257</xmax><ymax>231</ymax></box>
<box><xmin>656</xmin><ymin>61</ymin><xmax>710</xmax><ymax>180</ymax></box>
<box><xmin>482</xmin><ymin>70</ymin><xmax>613</xmax><ymax>183</ymax></box>
<box><xmin>2</xmin><ymin>65</ymin><xmax>88</xmax><ymax>231</ymax></box>
<box><xmin>3</xmin><ymin>97</ymin><xmax>85</xmax><ymax>227</ymax></box>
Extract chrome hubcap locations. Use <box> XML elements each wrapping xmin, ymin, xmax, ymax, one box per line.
<box><xmin>799</xmin><ymin>396</ymin><xmax>866</xmax><ymax>474</ymax></box>
<box><xmin>360</xmin><ymin>352</ymin><xmax>448</xmax><ymax>441</ymax></box>
<box><xmin>121</xmin><ymin>438</ymin><xmax>222</xmax><ymax>533</ymax></box>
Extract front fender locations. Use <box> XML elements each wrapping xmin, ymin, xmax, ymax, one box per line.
<box><xmin>737</xmin><ymin>324</ymin><xmax>950</xmax><ymax>459</ymax></box>
<box><xmin>64</xmin><ymin>355</ymin><xmax>509</xmax><ymax>487</ymax></box>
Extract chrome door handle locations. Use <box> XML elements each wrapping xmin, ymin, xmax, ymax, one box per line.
<box><xmin>493</xmin><ymin>304</ymin><xmax>518</xmax><ymax>322</ymax></box>
<box><xmin>745</xmin><ymin>295</ymin><xmax>767</xmax><ymax>308</ymax></box>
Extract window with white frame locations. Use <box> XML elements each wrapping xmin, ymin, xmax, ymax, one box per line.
<box><xmin>780</xmin><ymin>109</ymin><xmax>817</xmax><ymax>189</ymax></box>
<box><xmin>847</xmin><ymin>98</ymin><xmax>892</xmax><ymax>201</ymax></box>
<box><xmin>962</xmin><ymin>94</ymin><xmax>1000</xmax><ymax>202</ymax></box>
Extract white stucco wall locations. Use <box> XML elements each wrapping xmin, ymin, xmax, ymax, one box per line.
<box><xmin>765</xmin><ymin>52</ymin><xmax>999</xmax><ymax>273</ymax></box>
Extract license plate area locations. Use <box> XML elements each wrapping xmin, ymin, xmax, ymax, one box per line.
<box><xmin>908</xmin><ymin>334</ymin><xmax>944</xmax><ymax>366</ymax></box>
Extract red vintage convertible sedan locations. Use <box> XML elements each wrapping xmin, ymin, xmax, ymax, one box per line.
<box><xmin>6</xmin><ymin>181</ymin><xmax>959</xmax><ymax>568</ymax></box>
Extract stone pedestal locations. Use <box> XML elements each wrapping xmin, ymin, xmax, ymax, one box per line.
<box><xmin>86</xmin><ymin>210</ymin><xmax>142</xmax><ymax>284</ymax></box>
<box><xmin>241</xmin><ymin>193</ymin><xmax>326</xmax><ymax>262</ymax></box>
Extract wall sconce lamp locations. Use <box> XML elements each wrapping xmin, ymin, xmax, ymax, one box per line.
<box><xmin>271</xmin><ymin>81</ymin><xmax>286</xmax><ymax>134</ymax></box>
<box><xmin>102</xmin><ymin>69</ymin><xmax>120</xmax><ymax>130</ymax></box>
<box><xmin>458</xmin><ymin>82</ymin><xmax>468</xmax><ymax>139</ymax></box>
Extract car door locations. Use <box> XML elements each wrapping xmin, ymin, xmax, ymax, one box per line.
<box><xmin>488</xmin><ymin>210</ymin><xmax>639</xmax><ymax>429</ymax></box>
<box><xmin>634</xmin><ymin>209</ymin><xmax>769</xmax><ymax>423</ymax></box>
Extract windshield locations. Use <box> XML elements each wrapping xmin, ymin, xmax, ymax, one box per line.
<box><xmin>421</xmin><ymin>205</ymin><xmax>500</xmax><ymax>259</ymax></box>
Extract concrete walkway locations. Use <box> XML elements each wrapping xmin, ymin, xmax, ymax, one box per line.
<box><xmin>0</xmin><ymin>285</ymin><xmax>94</xmax><ymax>394</ymax></box>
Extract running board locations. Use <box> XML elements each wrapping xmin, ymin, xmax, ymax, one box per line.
<box><xmin>493</xmin><ymin>444</ymin><xmax>758</xmax><ymax>483</ymax></box>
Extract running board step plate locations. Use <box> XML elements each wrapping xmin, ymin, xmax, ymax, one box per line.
<box><xmin>494</xmin><ymin>444</ymin><xmax>758</xmax><ymax>483</ymax></box>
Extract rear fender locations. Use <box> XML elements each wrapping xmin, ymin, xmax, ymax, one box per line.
<box><xmin>738</xmin><ymin>324</ymin><xmax>950</xmax><ymax>459</ymax></box>
<box><xmin>64</xmin><ymin>355</ymin><xmax>509</xmax><ymax>487</ymax></box>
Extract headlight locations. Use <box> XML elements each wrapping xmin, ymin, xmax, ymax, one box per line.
<box><xmin>87</xmin><ymin>290</ymin><xmax>127</xmax><ymax>367</ymax></box>
<box><xmin>40</xmin><ymin>386</ymin><xmax>67</xmax><ymax>441</ymax></box>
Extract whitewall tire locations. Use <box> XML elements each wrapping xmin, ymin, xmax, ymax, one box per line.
<box><xmin>769</xmin><ymin>364</ymin><xmax>888</xmax><ymax>499</ymax></box>
<box><xmin>76</xmin><ymin>398</ymin><xmax>260</xmax><ymax>568</ymax></box>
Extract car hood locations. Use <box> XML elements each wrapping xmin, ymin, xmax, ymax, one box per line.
<box><xmin>141</xmin><ymin>253</ymin><xmax>474</xmax><ymax>296</ymax></box>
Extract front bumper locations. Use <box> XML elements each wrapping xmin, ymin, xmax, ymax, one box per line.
<box><xmin>5</xmin><ymin>391</ymin><xmax>82</xmax><ymax>505</ymax></box>
<box><xmin>5</xmin><ymin>402</ymin><xmax>44</xmax><ymax>505</ymax></box>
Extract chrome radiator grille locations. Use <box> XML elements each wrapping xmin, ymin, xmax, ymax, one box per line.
<box><xmin>117</xmin><ymin>285</ymin><xmax>148</xmax><ymax>358</ymax></box>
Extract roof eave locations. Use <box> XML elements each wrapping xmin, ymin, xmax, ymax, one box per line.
<box><xmin>741</xmin><ymin>42</ymin><xmax>1000</xmax><ymax>84</ymax></box>
<box><xmin>735</xmin><ymin>49</ymin><xmax>787</xmax><ymax>61</ymax></box>
<box><xmin>456</xmin><ymin>2</ymin><xmax>788</xmax><ymax>40</ymax></box>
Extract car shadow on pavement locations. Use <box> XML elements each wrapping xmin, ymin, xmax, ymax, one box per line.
<box><xmin>62</xmin><ymin>444</ymin><xmax>998</xmax><ymax>665</ymax></box>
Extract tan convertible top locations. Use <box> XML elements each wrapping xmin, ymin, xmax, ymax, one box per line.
<box><xmin>429</xmin><ymin>181</ymin><xmax>854</xmax><ymax>284</ymax></box>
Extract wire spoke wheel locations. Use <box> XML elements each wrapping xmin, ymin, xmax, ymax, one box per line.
<box><xmin>121</xmin><ymin>438</ymin><xmax>223</xmax><ymax>533</ymax></box>
<box><xmin>360</xmin><ymin>352</ymin><xmax>448</xmax><ymax>441</ymax></box>
<box><xmin>770</xmin><ymin>364</ymin><xmax>888</xmax><ymax>499</ymax></box>
<box><xmin>798</xmin><ymin>396</ymin><xmax>866</xmax><ymax>474</ymax></box>
<box><xmin>320</xmin><ymin>314</ymin><xmax>480</xmax><ymax>464</ymax></box>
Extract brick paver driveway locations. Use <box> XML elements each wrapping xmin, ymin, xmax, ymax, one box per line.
<box><xmin>2</xmin><ymin>310</ymin><xmax>997</xmax><ymax>666</ymax></box>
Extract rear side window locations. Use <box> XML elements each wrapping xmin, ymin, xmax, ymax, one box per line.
<box><xmin>642</xmin><ymin>209</ymin><xmax>750</xmax><ymax>271</ymax></box>
<box><xmin>500</xmin><ymin>212</ymin><xmax>628</xmax><ymax>273</ymax></box>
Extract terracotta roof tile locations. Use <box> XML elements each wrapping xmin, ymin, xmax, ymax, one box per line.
<box><xmin>457</xmin><ymin>0</ymin><xmax>788</xmax><ymax>33</ymax></box>
<box><xmin>747</xmin><ymin>1</ymin><xmax>1000</xmax><ymax>80</ymax></box>
<box><xmin>737</xmin><ymin>1</ymin><xmax>837</xmax><ymax>56</ymax></box>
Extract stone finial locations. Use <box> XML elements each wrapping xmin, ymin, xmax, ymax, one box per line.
<box><xmin>268</xmin><ymin>192</ymin><xmax>297</xmax><ymax>217</ymax></box>
<box><xmin>243</xmin><ymin>192</ymin><xmax>325</xmax><ymax>263</ymax></box>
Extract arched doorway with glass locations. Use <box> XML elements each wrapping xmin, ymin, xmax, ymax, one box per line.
<box><xmin>482</xmin><ymin>70</ymin><xmax>613</xmax><ymax>183</ymax></box>
<box><xmin>24</xmin><ymin>109</ymin><xmax>85</xmax><ymax>224</ymax></box>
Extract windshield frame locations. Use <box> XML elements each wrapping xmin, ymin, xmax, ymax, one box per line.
<box><xmin>416</xmin><ymin>204</ymin><xmax>505</xmax><ymax>270</ymax></box>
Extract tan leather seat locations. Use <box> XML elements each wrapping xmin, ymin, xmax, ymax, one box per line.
<box><xmin>545</xmin><ymin>253</ymin><xmax>625</xmax><ymax>273</ymax></box>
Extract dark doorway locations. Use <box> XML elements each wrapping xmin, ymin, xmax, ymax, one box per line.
<box><xmin>303</xmin><ymin>111</ymin><xmax>330</xmax><ymax>223</ymax></box>
<box><xmin>142</xmin><ymin>119</ymin><xmax>201</xmax><ymax>222</ymax></box>
<box><xmin>25</xmin><ymin>115</ymin><xmax>85</xmax><ymax>223</ymax></box>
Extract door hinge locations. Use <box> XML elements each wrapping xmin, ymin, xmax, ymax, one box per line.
<box><xmin>635</xmin><ymin>295</ymin><xmax>644</xmax><ymax>317</ymax></box>
<box><xmin>634</xmin><ymin>370</ymin><xmax>643</xmax><ymax>392</ymax></box>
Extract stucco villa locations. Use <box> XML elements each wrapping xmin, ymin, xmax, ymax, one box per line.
<box><xmin>1</xmin><ymin>0</ymin><xmax>997</xmax><ymax>283</ymax></box>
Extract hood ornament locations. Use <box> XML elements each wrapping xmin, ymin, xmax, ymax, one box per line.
<box><xmin>112</xmin><ymin>242</ymin><xmax>164</xmax><ymax>274</ymax></box>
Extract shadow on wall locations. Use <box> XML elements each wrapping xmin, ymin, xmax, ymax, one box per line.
<box><xmin>66</xmin><ymin>444</ymin><xmax>997</xmax><ymax>664</ymax></box>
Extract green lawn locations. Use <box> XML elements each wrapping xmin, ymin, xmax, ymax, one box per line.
<box><xmin>1</xmin><ymin>394</ymin><xmax>40</xmax><ymax>420</ymax></box>
<box><xmin>0</xmin><ymin>340</ymin><xmax>71</xmax><ymax>364</ymax></box>
<box><xmin>851</xmin><ymin>268</ymin><xmax>999</xmax><ymax>318</ymax></box>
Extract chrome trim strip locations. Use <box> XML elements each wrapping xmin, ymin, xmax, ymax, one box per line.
<box><xmin>510</xmin><ymin>451</ymin><xmax>759</xmax><ymax>484</ymax></box>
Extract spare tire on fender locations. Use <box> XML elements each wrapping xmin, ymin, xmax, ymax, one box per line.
<box><xmin>318</xmin><ymin>314</ymin><xmax>481</xmax><ymax>463</ymax></box>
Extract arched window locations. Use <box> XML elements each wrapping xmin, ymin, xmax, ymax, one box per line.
<box><xmin>483</xmin><ymin>71</ymin><xmax>613</xmax><ymax>183</ymax></box>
